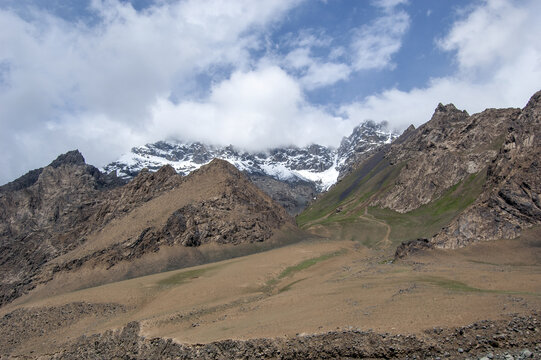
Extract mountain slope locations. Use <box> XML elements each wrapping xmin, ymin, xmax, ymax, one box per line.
<box><xmin>298</xmin><ymin>90</ymin><xmax>541</xmax><ymax>252</ymax></box>
<box><xmin>0</xmin><ymin>155</ymin><xmax>294</xmax><ymax>306</ymax></box>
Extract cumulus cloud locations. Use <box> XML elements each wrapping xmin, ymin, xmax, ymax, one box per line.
<box><xmin>148</xmin><ymin>66</ymin><xmax>353</xmax><ymax>150</ymax></box>
<box><xmin>280</xmin><ymin>1</ymin><xmax>411</xmax><ymax>90</ymax></box>
<box><xmin>283</xmin><ymin>47</ymin><xmax>351</xmax><ymax>90</ymax></box>
<box><xmin>351</xmin><ymin>1</ymin><xmax>410</xmax><ymax>70</ymax></box>
<box><xmin>343</xmin><ymin>0</ymin><xmax>541</xmax><ymax>130</ymax></box>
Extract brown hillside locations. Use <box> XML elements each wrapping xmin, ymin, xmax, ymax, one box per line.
<box><xmin>0</xmin><ymin>156</ymin><xmax>293</xmax><ymax>306</ymax></box>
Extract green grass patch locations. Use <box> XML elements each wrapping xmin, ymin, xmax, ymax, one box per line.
<box><xmin>419</xmin><ymin>276</ymin><xmax>483</xmax><ymax>293</ymax></box>
<box><xmin>296</xmin><ymin>155</ymin><xmax>400</xmax><ymax>227</ymax></box>
<box><xmin>278</xmin><ymin>249</ymin><xmax>346</xmax><ymax>279</ymax></box>
<box><xmin>324</xmin><ymin>219</ymin><xmax>388</xmax><ymax>248</ymax></box>
<box><xmin>368</xmin><ymin>168</ymin><xmax>487</xmax><ymax>245</ymax></box>
<box><xmin>261</xmin><ymin>250</ymin><xmax>346</xmax><ymax>294</ymax></box>
<box><xmin>297</xmin><ymin>151</ymin><xmax>487</xmax><ymax>248</ymax></box>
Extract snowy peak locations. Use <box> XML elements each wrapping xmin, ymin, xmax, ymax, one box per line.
<box><xmin>336</xmin><ymin>121</ymin><xmax>398</xmax><ymax>175</ymax></box>
<box><xmin>103</xmin><ymin>121</ymin><xmax>397</xmax><ymax>192</ymax></box>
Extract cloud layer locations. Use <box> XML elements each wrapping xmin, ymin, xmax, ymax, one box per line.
<box><xmin>0</xmin><ymin>0</ymin><xmax>540</xmax><ymax>184</ymax></box>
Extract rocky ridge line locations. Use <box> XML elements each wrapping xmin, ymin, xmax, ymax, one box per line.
<box><xmin>103</xmin><ymin>121</ymin><xmax>397</xmax><ymax>191</ymax></box>
<box><xmin>44</xmin><ymin>314</ymin><xmax>540</xmax><ymax>359</ymax></box>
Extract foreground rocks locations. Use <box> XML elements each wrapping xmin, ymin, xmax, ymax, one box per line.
<box><xmin>31</xmin><ymin>313</ymin><xmax>538</xmax><ymax>359</ymax></box>
<box><xmin>0</xmin><ymin>302</ymin><xmax>127</xmax><ymax>355</ymax></box>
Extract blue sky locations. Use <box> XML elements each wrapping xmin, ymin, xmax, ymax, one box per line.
<box><xmin>1</xmin><ymin>0</ymin><xmax>540</xmax><ymax>184</ymax></box>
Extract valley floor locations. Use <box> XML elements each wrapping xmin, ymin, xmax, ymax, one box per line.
<box><xmin>1</xmin><ymin>228</ymin><xmax>541</xmax><ymax>358</ymax></box>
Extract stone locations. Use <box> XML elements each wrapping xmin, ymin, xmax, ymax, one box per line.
<box><xmin>521</xmin><ymin>349</ymin><xmax>532</xmax><ymax>358</ymax></box>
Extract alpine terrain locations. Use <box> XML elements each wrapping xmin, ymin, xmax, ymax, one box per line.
<box><xmin>0</xmin><ymin>91</ymin><xmax>540</xmax><ymax>359</ymax></box>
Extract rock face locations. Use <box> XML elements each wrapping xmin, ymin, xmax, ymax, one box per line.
<box><xmin>371</xmin><ymin>104</ymin><xmax>520</xmax><ymax>213</ymax></box>
<box><xmin>336</xmin><ymin>120</ymin><xmax>396</xmax><ymax>179</ymax></box>
<box><xmin>102</xmin><ymin>121</ymin><xmax>397</xmax><ymax>214</ymax></box>
<box><xmin>432</xmin><ymin>90</ymin><xmax>541</xmax><ymax>248</ymax></box>
<box><xmin>0</xmin><ymin>150</ymin><xmax>127</xmax><ymax>306</ymax></box>
<box><xmin>247</xmin><ymin>173</ymin><xmax>317</xmax><ymax>216</ymax></box>
<box><xmin>0</xmin><ymin>155</ymin><xmax>293</xmax><ymax>307</ymax></box>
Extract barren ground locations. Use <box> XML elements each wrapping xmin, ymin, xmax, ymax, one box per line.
<box><xmin>2</xmin><ymin>226</ymin><xmax>540</xmax><ymax>357</ymax></box>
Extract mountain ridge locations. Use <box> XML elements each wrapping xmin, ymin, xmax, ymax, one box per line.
<box><xmin>103</xmin><ymin>120</ymin><xmax>397</xmax><ymax>192</ymax></box>
<box><xmin>100</xmin><ymin>121</ymin><xmax>396</xmax><ymax>215</ymax></box>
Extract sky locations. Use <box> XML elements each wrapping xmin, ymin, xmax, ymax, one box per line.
<box><xmin>1</xmin><ymin>0</ymin><xmax>540</xmax><ymax>184</ymax></box>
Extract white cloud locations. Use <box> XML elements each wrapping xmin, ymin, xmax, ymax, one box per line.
<box><xmin>350</xmin><ymin>8</ymin><xmax>410</xmax><ymax>71</ymax></box>
<box><xmin>438</xmin><ymin>0</ymin><xmax>534</xmax><ymax>75</ymax></box>
<box><xmin>1</xmin><ymin>0</ymin><xmax>537</xmax><ymax>186</ymax></box>
<box><xmin>148</xmin><ymin>66</ymin><xmax>354</xmax><ymax>150</ymax></box>
<box><xmin>371</xmin><ymin>0</ymin><xmax>408</xmax><ymax>13</ymax></box>
<box><xmin>283</xmin><ymin>47</ymin><xmax>351</xmax><ymax>90</ymax></box>
<box><xmin>280</xmin><ymin>3</ymin><xmax>412</xmax><ymax>90</ymax></box>
<box><xmin>344</xmin><ymin>0</ymin><xmax>541</xmax><ymax>130</ymax></box>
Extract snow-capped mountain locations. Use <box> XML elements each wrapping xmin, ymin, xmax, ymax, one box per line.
<box><xmin>103</xmin><ymin>121</ymin><xmax>397</xmax><ymax>192</ymax></box>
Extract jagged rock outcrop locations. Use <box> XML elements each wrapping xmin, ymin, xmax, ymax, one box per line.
<box><xmin>336</xmin><ymin>120</ymin><xmax>396</xmax><ymax>179</ymax></box>
<box><xmin>432</xmin><ymin>90</ymin><xmax>541</xmax><ymax>248</ymax></box>
<box><xmin>50</xmin><ymin>159</ymin><xmax>293</xmax><ymax>273</ymax></box>
<box><xmin>0</xmin><ymin>150</ymin><xmax>126</xmax><ymax>305</ymax></box>
<box><xmin>394</xmin><ymin>238</ymin><xmax>433</xmax><ymax>259</ymax></box>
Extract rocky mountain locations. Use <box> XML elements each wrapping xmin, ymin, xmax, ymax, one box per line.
<box><xmin>0</xmin><ymin>154</ymin><xmax>293</xmax><ymax>306</ymax></box>
<box><xmin>102</xmin><ymin>121</ymin><xmax>397</xmax><ymax>214</ymax></box>
<box><xmin>432</xmin><ymin>90</ymin><xmax>541</xmax><ymax>249</ymax></box>
<box><xmin>298</xmin><ymin>90</ymin><xmax>541</xmax><ymax>253</ymax></box>
<box><xmin>0</xmin><ymin>150</ymin><xmax>127</xmax><ymax>305</ymax></box>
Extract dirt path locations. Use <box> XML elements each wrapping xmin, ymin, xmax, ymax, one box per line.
<box><xmin>361</xmin><ymin>206</ymin><xmax>391</xmax><ymax>248</ymax></box>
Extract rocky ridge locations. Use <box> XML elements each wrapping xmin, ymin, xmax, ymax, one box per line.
<box><xmin>14</xmin><ymin>313</ymin><xmax>536</xmax><ymax>359</ymax></box>
<box><xmin>103</xmin><ymin>121</ymin><xmax>396</xmax><ymax>189</ymax></box>
<box><xmin>387</xmin><ymin>90</ymin><xmax>541</xmax><ymax>253</ymax></box>
<box><xmin>372</xmin><ymin>104</ymin><xmax>520</xmax><ymax>213</ymax></box>
<box><xmin>0</xmin><ymin>151</ymin><xmax>128</xmax><ymax>305</ymax></box>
